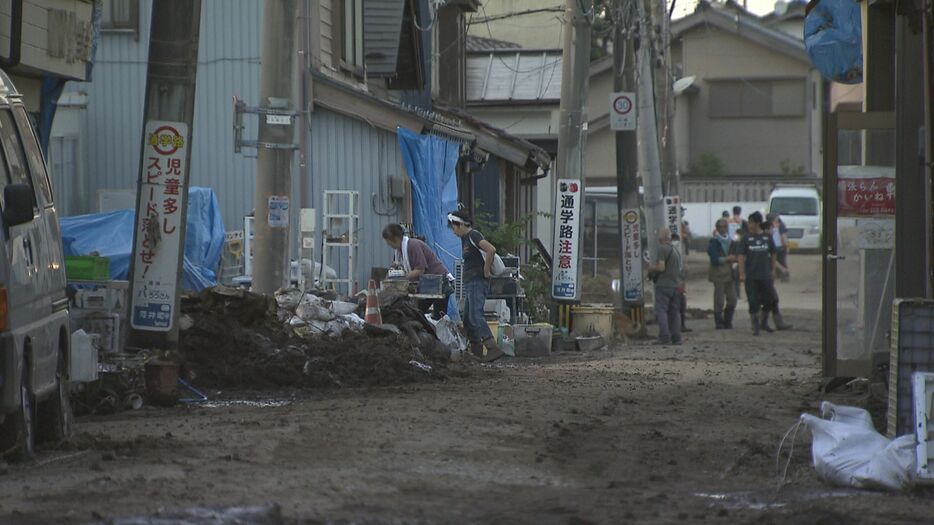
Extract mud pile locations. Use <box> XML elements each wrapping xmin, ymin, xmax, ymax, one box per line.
<box><xmin>178</xmin><ymin>286</ymin><xmax>447</xmax><ymax>390</ymax></box>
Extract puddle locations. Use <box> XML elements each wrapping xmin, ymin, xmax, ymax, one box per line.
<box><xmin>693</xmin><ymin>489</ymin><xmax>865</xmax><ymax>511</ymax></box>
<box><xmin>198</xmin><ymin>399</ymin><xmax>293</xmax><ymax>409</ymax></box>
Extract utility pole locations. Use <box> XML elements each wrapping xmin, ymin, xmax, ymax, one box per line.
<box><xmin>126</xmin><ymin>0</ymin><xmax>201</xmax><ymax>351</ymax></box>
<box><xmin>636</xmin><ymin>0</ymin><xmax>665</xmax><ymax>258</ymax></box>
<box><xmin>253</xmin><ymin>0</ymin><xmax>299</xmax><ymax>295</ymax></box>
<box><xmin>551</xmin><ymin>0</ymin><xmax>592</xmax><ymax>319</ymax></box>
<box><xmin>613</xmin><ymin>0</ymin><xmax>645</xmax><ymax>327</ymax></box>
<box><xmin>652</xmin><ymin>0</ymin><xmax>678</xmax><ymax>197</ymax></box>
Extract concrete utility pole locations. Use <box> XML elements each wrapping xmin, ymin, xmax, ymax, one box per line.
<box><xmin>652</xmin><ymin>0</ymin><xmax>678</xmax><ymax>197</ymax></box>
<box><xmin>555</xmin><ymin>0</ymin><xmax>593</xmax><ymax>187</ymax></box>
<box><xmin>613</xmin><ymin>0</ymin><xmax>644</xmax><ymax>317</ymax></box>
<box><xmin>126</xmin><ymin>0</ymin><xmax>201</xmax><ymax>351</ymax></box>
<box><xmin>636</xmin><ymin>0</ymin><xmax>665</xmax><ymax>258</ymax></box>
<box><xmin>253</xmin><ymin>0</ymin><xmax>299</xmax><ymax>295</ymax></box>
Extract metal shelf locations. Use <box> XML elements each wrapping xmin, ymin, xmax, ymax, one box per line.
<box><xmin>322</xmin><ymin>191</ymin><xmax>359</xmax><ymax>296</ymax></box>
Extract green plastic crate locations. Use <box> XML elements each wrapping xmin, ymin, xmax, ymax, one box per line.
<box><xmin>65</xmin><ymin>256</ymin><xmax>110</xmax><ymax>281</ymax></box>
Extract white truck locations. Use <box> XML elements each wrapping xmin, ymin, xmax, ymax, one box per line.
<box><xmin>768</xmin><ymin>185</ymin><xmax>822</xmax><ymax>251</ymax></box>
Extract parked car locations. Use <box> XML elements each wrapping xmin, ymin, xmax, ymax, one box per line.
<box><xmin>0</xmin><ymin>69</ymin><xmax>72</xmax><ymax>461</ymax></box>
<box><xmin>768</xmin><ymin>185</ymin><xmax>822</xmax><ymax>251</ymax></box>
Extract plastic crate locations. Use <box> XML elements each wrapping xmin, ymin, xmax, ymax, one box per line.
<box><xmin>65</xmin><ymin>256</ymin><xmax>110</xmax><ymax>281</ymax></box>
<box><xmin>514</xmin><ymin>323</ymin><xmax>553</xmax><ymax>357</ymax></box>
<box><xmin>889</xmin><ymin>299</ymin><xmax>934</xmax><ymax>436</ymax></box>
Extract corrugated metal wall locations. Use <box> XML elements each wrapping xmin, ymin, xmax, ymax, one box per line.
<box><xmin>306</xmin><ymin>108</ymin><xmax>406</xmax><ymax>293</ymax></box>
<box><xmin>64</xmin><ymin>0</ymin><xmax>263</xmax><ymax>229</ymax></box>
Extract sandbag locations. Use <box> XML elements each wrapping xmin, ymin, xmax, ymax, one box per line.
<box><xmin>801</xmin><ymin>401</ymin><xmax>916</xmax><ymax>491</ymax></box>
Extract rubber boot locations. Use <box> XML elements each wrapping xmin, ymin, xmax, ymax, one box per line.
<box><xmin>469</xmin><ymin>341</ymin><xmax>484</xmax><ymax>359</ymax></box>
<box><xmin>723</xmin><ymin>307</ymin><xmax>735</xmax><ymax>329</ymax></box>
<box><xmin>760</xmin><ymin>312</ymin><xmax>775</xmax><ymax>333</ymax></box>
<box><xmin>774</xmin><ymin>312</ymin><xmax>793</xmax><ymax>331</ymax></box>
<box><xmin>751</xmin><ymin>313</ymin><xmax>761</xmax><ymax>336</ymax></box>
<box><xmin>714</xmin><ymin>311</ymin><xmax>724</xmax><ymax>329</ymax></box>
<box><xmin>481</xmin><ymin>337</ymin><xmax>505</xmax><ymax>363</ymax></box>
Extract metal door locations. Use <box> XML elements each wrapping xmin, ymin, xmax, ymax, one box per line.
<box><xmin>822</xmin><ymin>112</ymin><xmax>896</xmax><ymax>377</ymax></box>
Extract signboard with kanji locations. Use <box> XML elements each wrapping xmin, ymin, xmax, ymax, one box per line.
<box><xmin>665</xmin><ymin>195</ymin><xmax>681</xmax><ymax>237</ymax></box>
<box><xmin>610</xmin><ymin>92</ymin><xmax>636</xmax><ymax>131</ymax></box>
<box><xmin>552</xmin><ymin>179</ymin><xmax>582</xmax><ymax>301</ymax></box>
<box><xmin>130</xmin><ymin>120</ymin><xmax>189</xmax><ymax>331</ymax></box>
<box><xmin>837</xmin><ymin>177</ymin><xmax>895</xmax><ymax>217</ymax></box>
<box><xmin>621</xmin><ymin>209</ymin><xmax>643</xmax><ymax>302</ymax></box>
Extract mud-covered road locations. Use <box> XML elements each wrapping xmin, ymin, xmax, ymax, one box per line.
<box><xmin>2</xmin><ymin>255</ymin><xmax>931</xmax><ymax>523</ymax></box>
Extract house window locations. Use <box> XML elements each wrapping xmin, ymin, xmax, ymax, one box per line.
<box><xmin>708</xmin><ymin>78</ymin><xmax>805</xmax><ymax>118</ymax></box>
<box><xmin>101</xmin><ymin>0</ymin><xmax>139</xmax><ymax>33</ymax></box>
<box><xmin>336</xmin><ymin>0</ymin><xmax>364</xmax><ymax>70</ymax></box>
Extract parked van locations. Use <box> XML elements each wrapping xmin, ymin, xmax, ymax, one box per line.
<box><xmin>0</xmin><ymin>69</ymin><xmax>72</xmax><ymax>461</ymax></box>
<box><xmin>768</xmin><ymin>185</ymin><xmax>821</xmax><ymax>250</ymax></box>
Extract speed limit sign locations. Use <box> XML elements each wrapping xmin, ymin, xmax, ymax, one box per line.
<box><xmin>610</xmin><ymin>91</ymin><xmax>636</xmax><ymax>131</ymax></box>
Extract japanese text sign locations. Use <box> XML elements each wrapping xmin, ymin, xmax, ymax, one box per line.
<box><xmin>837</xmin><ymin>177</ymin><xmax>895</xmax><ymax>217</ymax></box>
<box><xmin>621</xmin><ymin>209</ymin><xmax>643</xmax><ymax>302</ymax></box>
<box><xmin>130</xmin><ymin>120</ymin><xmax>189</xmax><ymax>332</ymax></box>
<box><xmin>665</xmin><ymin>195</ymin><xmax>681</xmax><ymax>238</ymax></box>
<box><xmin>552</xmin><ymin>179</ymin><xmax>582</xmax><ymax>301</ymax></box>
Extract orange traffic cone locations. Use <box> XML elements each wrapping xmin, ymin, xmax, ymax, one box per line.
<box><xmin>365</xmin><ymin>279</ymin><xmax>383</xmax><ymax>325</ymax></box>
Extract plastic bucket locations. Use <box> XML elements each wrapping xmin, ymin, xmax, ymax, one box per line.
<box><xmin>571</xmin><ymin>305</ymin><xmax>615</xmax><ymax>339</ymax></box>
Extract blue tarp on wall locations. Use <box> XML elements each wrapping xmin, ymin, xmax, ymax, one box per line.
<box><xmin>60</xmin><ymin>187</ymin><xmax>225</xmax><ymax>291</ymax></box>
<box><xmin>397</xmin><ymin>127</ymin><xmax>461</xmax><ymax>318</ymax></box>
<box><xmin>804</xmin><ymin>0</ymin><xmax>862</xmax><ymax>84</ymax></box>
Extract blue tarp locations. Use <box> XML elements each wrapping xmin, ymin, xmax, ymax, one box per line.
<box><xmin>60</xmin><ymin>187</ymin><xmax>225</xmax><ymax>291</ymax></box>
<box><xmin>397</xmin><ymin>127</ymin><xmax>461</xmax><ymax>318</ymax></box>
<box><xmin>804</xmin><ymin>0</ymin><xmax>862</xmax><ymax>84</ymax></box>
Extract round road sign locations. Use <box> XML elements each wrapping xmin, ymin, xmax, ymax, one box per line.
<box><xmin>613</xmin><ymin>95</ymin><xmax>633</xmax><ymax>115</ymax></box>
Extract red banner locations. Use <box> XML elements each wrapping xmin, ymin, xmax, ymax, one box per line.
<box><xmin>837</xmin><ymin>177</ymin><xmax>895</xmax><ymax>216</ymax></box>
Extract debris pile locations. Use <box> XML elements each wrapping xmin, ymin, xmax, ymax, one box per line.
<box><xmin>177</xmin><ymin>286</ymin><xmax>450</xmax><ymax>390</ymax></box>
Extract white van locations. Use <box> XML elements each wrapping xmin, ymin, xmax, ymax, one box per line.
<box><xmin>768</xmin><ymin>185</ymin><xmax>821</xmax><ymax>250</ymax></box>
<box><xmin>0</xmin><ymin>69</ymin><xmax>73</xmax><ymax>461</ymax></box>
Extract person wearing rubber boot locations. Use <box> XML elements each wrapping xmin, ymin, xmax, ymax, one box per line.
<box><xmin>648</xmin><ymin>227</ymin><xmax>683</xmax><ymax>345</ymax></box>
<box><xmin>447</xmin><ymin>210</ymin><xmax>505</xmax><ymax>362</ymax></box>
<box><xmin>737</xmin><ymin>212</ymin><xmax>778</xmax><ymax>336</ymax></box>
<box><xmin>760</xmin><ymin>216</ymin><xmax>792</xmax><ymax>332</ymax></box>
<box><xmin>707</xmin><ymin>218</ymin><xmax>738</xmax><ymax>329</ymax></box>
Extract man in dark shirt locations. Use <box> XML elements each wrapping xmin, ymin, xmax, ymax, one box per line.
<box><xmin>382</xmin><ymin>224</ymin><xmax>453</xmax><ymax>319</ymax></box>
<box><xmin>447</xmin><ymin>210</ymin><xmax>505</xmax><ymax>362</ymax></box>
<box><xmin>737</xmin><ymin>211</ymin><xmax>777</xmax><ymax>336</ymax></box>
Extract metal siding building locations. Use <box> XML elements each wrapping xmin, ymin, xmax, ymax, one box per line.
<box><xmin>61</xmin><ymin>0</ymin><xmax>263</xmax><ymax>228</ymax></box>
<box><xmin>306</xmin><ymin>108</ymin><xmax>407</xmax><ymax>292</ymax></box>
<box><xmin>56</xmin><ymin>0</ymin><xmax>406</xmax><ymax>288</ymax></box>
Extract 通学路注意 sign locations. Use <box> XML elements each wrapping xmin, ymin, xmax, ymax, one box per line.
<box><xmin>610</xmin><ymin>92</ymin><xmax>636</xmax><ymax>131</ymax></box>
<box><xmin>552</xmin><ymin>179</ymin><xmax>582</xmax><ymax>300</ymax></box>
<box><xmin>130</xmin><ymin>120</ymin><xmax>189</xmax><ymax>331</ymax></box>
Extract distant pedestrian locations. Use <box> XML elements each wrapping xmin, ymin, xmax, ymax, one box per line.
<box><xmin>769</xmin><ymin>212</ymin><xmax>790</xmax><ymax>281</ymax></box>
<box><xmin>648</xmin><ymin>228</ymin><xmax>683</xmax><ymax>345</ymax></box>
<box><xmin>728</xmin><ymin>206</ymin><xmax>747</xmax><ymax>300</ymax></box>
<box><xmin>761</xmin><ymin>218</ymin><xmax>792</xmax><ymax>331</ymax></box>
<box><xmin>672</xmin><ymin>233</ymin><xmax>691</xmax><ymax>332</ymax></box>
<box><xmin>738</xmin><ymin>212</ymin><xmax>777</xmax><ymax>336</ymax></box>
<box><xmin>707</xmin><ymin>218</ymin><xmax>738</xmax><ymax>329</ymax></box>
<box><xmin>447</xmin><ymin>210</ymin><xmax>505</xmax><ymax>362</ymax></box>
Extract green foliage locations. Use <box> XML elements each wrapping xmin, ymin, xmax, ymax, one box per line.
<box><xmin>779</xmin><ymin>159</ymin><xmax>806</xmax><ymax>177</ymax></box>
<box><xmin>472</xmin><ymin>204</ymin><xmax>553</xmax><ymax>323</ymax></box>
<box><xmin>687</xmin><ymin>152</ymin><xmax>726</xmax><ymax>178</ymax></box>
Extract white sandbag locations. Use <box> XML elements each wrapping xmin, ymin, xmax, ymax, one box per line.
<box><xmin>431</xmin><ymin>315</ymin><xmax>467</xmax><ymax>353</ymax></box>
<box><xmin>296</xmin><ymin>302</ymin><xmax>335</xmax><ymax>322</ymax></box>
<box><xmin>801</xmin><ymin>401</ymin><xmax>916</xmax><ymax>491</ymax></box>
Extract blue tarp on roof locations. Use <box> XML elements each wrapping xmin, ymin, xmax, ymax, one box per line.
<box><xmin>60</xmin><ymin>187</ymin><xmax>225</xmax><ymax>291</ymax></box>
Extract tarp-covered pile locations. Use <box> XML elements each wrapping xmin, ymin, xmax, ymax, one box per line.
<box><xmin>60</xmin><ymin>187</ymin><xmax>225</xmax><ymax>291</ymax></box>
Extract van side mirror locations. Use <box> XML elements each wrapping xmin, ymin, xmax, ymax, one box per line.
<box><xmin>3</xmin><ymin>184</ymin><xmax>35</xmax><ymax>227</ymax></box>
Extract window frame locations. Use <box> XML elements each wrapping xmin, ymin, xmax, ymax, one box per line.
<box><xmin>0</xmin><ymin>108</ymin><xmax>40</xmax><ymax>212</ymax></box>
<box><xmin>12</xmin><ymin>107</ymin><xmax>54</xmax><ymax>207</ymax></box>
<box><xmin>708</xmin><ymin>77</ymin><xmax>806</xmax><ymax>119</ymax></box>
<box><xmin>101</xmin><ymin>0</ymin><xmax>140</xmax><ymax>36</ymax></box>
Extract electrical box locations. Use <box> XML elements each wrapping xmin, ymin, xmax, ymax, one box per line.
<box><xmin>889</xmin><ymin>299</ymin><xmax>934</xmax><ymax>436</ymax></box>
<box><xmin>389</xmin><ymin>175</ymin><xmax>407</xmax><ymax>200</ymax></box>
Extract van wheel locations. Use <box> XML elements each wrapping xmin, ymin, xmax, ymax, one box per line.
<box><xmin>0</xmin><ymin>365</ymin><xmax>35</xmax><ymax>462</ymax></box>
<box><xmin>38</xmin><ymin>350</ymin><xmax>73</xmax><ymax>447</ymax></box>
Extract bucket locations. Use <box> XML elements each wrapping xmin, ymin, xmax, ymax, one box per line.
<box><xmin>571</xmin><ymin>305</ymin><xmax>615</xmax><ymax>340</ymax></box>
<box><xmin>145</xmin><ymin>361</ymin><xmax>179</xmax><ymax>405</ymax></box>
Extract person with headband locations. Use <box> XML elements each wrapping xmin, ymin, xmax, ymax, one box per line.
<box><xmin>447</xmin><ymin>210</ymin><xmax>505</xmax><ymax>362</ymax></box>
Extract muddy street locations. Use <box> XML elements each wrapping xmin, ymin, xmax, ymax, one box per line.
<box><xmin>2</xmin><ymin>295</ymin><xmax>932</xmax><ymax>523</ymax></box>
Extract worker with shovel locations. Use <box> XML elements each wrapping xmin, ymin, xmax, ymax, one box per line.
<box><xmin>447</xmin><ymin>210</ymin><xmax>505</xmax><ymax>363</ymax></box>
